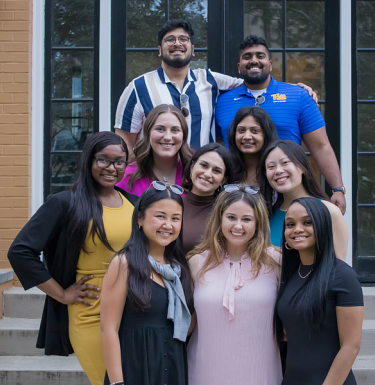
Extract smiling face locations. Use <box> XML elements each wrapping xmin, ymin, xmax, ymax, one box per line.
<box><xmin>159</xmin><ymin>27</ymin><xmax>194</xmax><ymax>69</ymax></box>
<box><xmin>138</xmin><ymin>198</ymin><xmax>182</xmax><ymax>249</ymax></box>
<box><xmin>284</xmin><ymin>203</ymin><xmax>316</xmax><ymax>254</ymax></box>
<box><xmin>238</xmin><ymin>44</ymin><xmax>272</xmax><ymax>88</ymax></box>
<box><xmin>149</xmin><ymin>112</ymin><xmax>183</xmax><ymax>159</ymax></box>
<box><xmin>221</xmin><ymin>200</ymin><xmax>257</xmax><ymax>254</ymax></box>
<box><xmin>235</xmin><ymin>115</ymin><xmax>265</xmax><ymax>155</ymax></box>
<box><xmin>91</xmin><ymin>144</ymin><xmax>126</xmax><ymax>190</ymax></box>
<box><xmin>265</xmin><ymin>147</ymin><xmax>304</xmax><ymax>194</ymax></box>
<box><xmin>190</xmin><ymin>151</ymin><xmax>226</xmax><ymax>196</ymax></box>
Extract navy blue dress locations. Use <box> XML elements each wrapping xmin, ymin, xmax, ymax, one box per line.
<box><xmin>104</xmin><ymin>281</ymin><xmax>188</xmax><ymax>385</ymax></box>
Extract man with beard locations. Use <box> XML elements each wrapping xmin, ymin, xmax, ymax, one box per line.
<box><xmin>115</xmin><ymin>19</ymin><xmax>243</xmax><ymax>152</ymax></box>
<box><xmin>215</xmin><ymin>35</ymin><xmax>346</xmax><ymax>214</ymax></box>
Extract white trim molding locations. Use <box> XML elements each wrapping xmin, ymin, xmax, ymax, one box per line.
<box><xmin>340</xmin><ymin>0</ymin><xmax>353</xmax><ymax>266</ymax></box>
<box><xmin>99</xmin><ymin>0</ymin><xmax>111</xmax><ymax>132</ymax></box>
<box><xmin>31</xmin><ymin>0</ymin><xmax>45</xmax><ymax>214</ymax></box>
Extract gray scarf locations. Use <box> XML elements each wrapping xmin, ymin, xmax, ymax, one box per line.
<box><xmin>148</xmin><ymin>255</ymin><xmax>191</xmax><ymax>342</ymax></box>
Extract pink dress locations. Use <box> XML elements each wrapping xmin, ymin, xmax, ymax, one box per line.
<box><xmin>187</xmin><ymin>248</ymin><xmax>283</xmax><ymax>385</ymax></box>
<box><xmin>116</xmin><ymin>160</ymin><xmax>184</xmax><ymax>196</ymax></box>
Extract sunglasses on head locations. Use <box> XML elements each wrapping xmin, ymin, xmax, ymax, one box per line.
<box><xmin>223</xmin><ymin>184</ymin><xmax>259</xmax><ymax>194</ymax></box>
<box><xmin>151</xmin><ymin>181</ymin><xmax>184</xmax><ymax>195</ymax></box>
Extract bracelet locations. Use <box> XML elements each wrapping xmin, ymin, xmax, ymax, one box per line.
<box><xmin>110</xmin><ymin>381</ymin><xmax>124</xmax><ymax>385</ymax></box>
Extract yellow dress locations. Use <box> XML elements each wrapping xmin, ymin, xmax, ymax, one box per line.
<box><xmin>68</xmin><ymin>194</ymin><xmax>134</xmax><ymax>385</ymax></box>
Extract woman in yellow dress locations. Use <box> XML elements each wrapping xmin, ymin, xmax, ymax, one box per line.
<box><xmin>8</xmin><ymin>131</ymin><xmax>138</xmax><ymax>385</ymax></box>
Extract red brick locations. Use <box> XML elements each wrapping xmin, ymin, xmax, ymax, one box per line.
<box><xmin>2</xmin><ymin>229</ymin><xmax>19</xmax><ymax>239</ymax></box>
<box><xmin>0</xmin><ymin>123</ymin><xmax>28</xmax><ymax>134</ymax></box>
<box><xmin>3</xmin><ymin>63</ymin><xmax>28</xmax><ymax>73</ymax></box>
<box><xmin>3</xmin><ymin>187</ymin><xmax>27</xmax><ymax>197</ymax></box>
<box><xmin>0</xmin><ymin>218</ymin><xmax>13</xmax><ymax>228</ymax></box>
<box><xmin>13</xmin><ymin>197</ymin><xmax>27</xmax><ymax>207</ymax></box>
<box><xmin>0</xmin><ymin>135</ymin><xmax>13</xmax><ymax>144</ymax></box>
<box><xmin>0</xmin><ymin>239</ymin><xmax>13</xmax><ymax>250</ymax></box>
<box><xmin>0</xmin><ymin>94</ymin><xmax>12</xmax><ymax>103</ymax></box>
<box><xmin>3</xmin><ymin>42</ymin><xmax>28</xmax><ymax>52</ymax></box>
<box><xmin>13</xmin><ymin>156</ymin><xmax>28</xmax><ymax>166</ymax></box>
<box><xmin>13</xmin><ymin>52</ymin><xmax>29</xmax><ymax>62</ymax></box>
<box><xmin>3</xmin><ymin>145</ymin><xmax>27</xmax><ymax>155</ymax></box>
<box><xmin>14</xmin><ymin>11</ymin><xmax>29</xmax><ymax>21</ymax></box>
<box><xmin>0</xmin><ymin>31</ymin><xmax>14</xmax><ymax>41</ymax></box>
<box><xmin>13</xmin><ymin>115</ymin><xmax>28</xmax><ymax>124</ymax></box>
<box><xmin>13</xmin><ymin>73</ymin><xmax>28</xmax><ymax>82</ymax></box>
<box><xmin>0</xmin><ymin>11</ymin><xmax>14</xmax><ymax>21</ymax></box>
<box><xmin>12</xmin><ymin>94</ymin><xmax>27</xmax><ymax>103</ymax></box>
<box><xmin>0</xmin><ymin>73</ymin><xmax>13</xmax><ymax>82</ymax></box>
<box><xmin>3</xmin><ymin>21</ymin><xmax>28</xmax><ymax>30</ymax></box>
<box><xmin>5</xmin><ymin>1</ymin><xmax>29</xmax><ymax>11</ymax></box>
<box><xmin>0</xmin><ymin>198</ymin><xmax>13</xmax><ymax>207</ymax></box>
<box><xmin>0</xmin><ymin>115</ymin><xmax>14</xmax><ymax>124</ymax></box>
<box><xmin>0</xmin><ymin>157</ymin><xmax>13</xmax><ymax>166</ymax></box>
<box><xmin>0</xmin><ymin>53</ymin><xmax>14</xmax><ymax>62</ymax></box>
<box><xmin>4</xmin><ymin>104</ymin><xmax>28</xmax><ymax>113</ymax></box>
<box><xmin>13</xmin><ymin>218</ymin><xmax>28</xmax><ymax>228</ymax></box>
<box><xmin>0</xmin><ymin>177</ymin><xmax>12</xmax><ymax>187</ymax></box>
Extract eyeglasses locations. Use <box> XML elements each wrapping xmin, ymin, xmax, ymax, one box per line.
<box><xmin>180</xmin><ymin>94</ymin><xmax>189</xmax><ymax>118</ymax></box>
<box><xmin>94</xmin><ymin>157</ymin><xmax>128</xmax><ymax>169</ymax></box>
<box><xmin>223</xmin><ymin>184</ymin><xmax>260</xmax><ymax>194</ymax></box>
<box><xmin>163</xmin><ymin>35</ymin><xmax>191</xmax><ymax>46</ymax></box>
<box><xmin>151</xmin><ymin>181</ymin><xmax>184</xmax><ymax>195</ymax></box>
<box><xmin>255</xmin><ymin>95</ymin><xmax>266</xmax><ymax>106</ymax></box>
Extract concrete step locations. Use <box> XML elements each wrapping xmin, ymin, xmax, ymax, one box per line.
<box><xmin>0</xmin><ymin>318</ymin><xmax>43</xmax><ymax>356</ymax></box>
<box><xmin>363</xmin><ymin>287</ymin><xmax>375</xmax><ymax>320</ymax></box>
<box><xmin>353</xmin><ymin>355</ymin><xmax>375</xmax><ymax>385</ymax></box>
<box><xmin>360</xmin><ymin>320</ymin><xmax>375</xmax><ymax>356</ymax></box>
<box><xmin>3</xmin><ymin>287</ymin><xmax>45</xmax><ymax>319</ymax></box>
<box><xmin>0</xmin><ymin>355</ymin><xmax>90</xmax><ymax>385</ymax></box>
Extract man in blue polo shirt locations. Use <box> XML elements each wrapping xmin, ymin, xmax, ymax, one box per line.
<box><xmin>215</xmin><ymin>35</ymin><xmax>346</xmax><ymax>214</ymax></box>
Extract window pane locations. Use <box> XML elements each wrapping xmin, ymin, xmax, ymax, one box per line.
<box><xmin>126</xmin><ymin>0</ymin><xmax>165</xmax><ymax>48</ymax></box>
<box><xmin>126</xmin><ymin>51</ymin><xmax>162</xmax><ymax>85</ymax></box>
<box><xmin>50</xmin><ymin>153</ymin><xmax>81</xmax><ymax>194</ymax></box>
<box><xmin>286</xmin><ymin>52</ymin><xmax>325</xmax><ymax>100</ymax></box>
<box><xmin>357</xmin><ymin>1</ymin><xmax>375</xmax><ymax>48</ymax></box>
<box><xmin>51</xmin><ymin>102</ymin><xmax>94</xmax><ymax>151</ymax></box>
<box><xmin>185</xmin><ymin>51</ymin><xmax>207</xmax><ymax>70</ymax></box>
<box><xmin>169</xmin><ymin>0</ymin><xmax>208</xmax><ymax>48</ymax></box>
<box><xmin>358</xmin><ymin>207</ymin><xmax>375</xmax><ymax>256</ymax></box>
<box><xmin>52</xmin><ymin>0</ymin><xmax>95</xmax><ymax>47</ymax></box>
<box><xmin>358</xmin><ymin>104</ymin><xmax>375</xmax><ymax>152</ymax></box>
<box><xmin>286</xmin><ymin>1</ymin><xmax>325</xmax><ymax>48</ymax></box>
<box><xmin>270</xmin><ymin>52</ymin><xmax>282</xmax><ymax>82</ymax></box>
<box><xmin>358</xmin><ymin>155</ymin><xmax>375</xmax><ymax>204</ymax></box>
<box><xmin>244</xmin><ymin>1</ymin><xmax>282</xmax><ymax>48</ymax></box>
<box><xmin>52</xmin><ymin>51</ymin><xmax>94</xmax><ymax>99</ymax></box>
<box><xmin>357</xmin><ymin>52</ymin><xmax>375</xmax><ymax>100</ymax></box>
<box><xmin>319</xmin><ymin>103</ymin><xmax>325</xmax><ymax>119</ymax></box>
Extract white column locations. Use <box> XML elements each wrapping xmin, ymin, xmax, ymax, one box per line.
<box><xmin>31</xmin><ymin>0</ymin><xmax>45</xmax><ymax>214</ymax></box>
<box><xmin>99</xmin><ymin>0</ymin><xmax>112</xmax><ymax>132</ymax></box>
<box><xmin>340</xmin><ymin>0</ymin><xmax>353</xmax><ymax>266</ymax></box>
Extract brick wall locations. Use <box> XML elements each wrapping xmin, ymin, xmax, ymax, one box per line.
<box><xmin>0</xmin><ymin>0</ymin><xmax>32</xmax><ymax>277</ymax></box>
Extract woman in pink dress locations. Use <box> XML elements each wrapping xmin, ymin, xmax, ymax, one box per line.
<box><xmin>116</xmin><ymin>104</ymin><xmax>192</xmax><ymax>196</ymax></box>
<box><xmin>187</xmin><ymin>186</ymin><xmax>283</xmax><ymax>385</ymax></box>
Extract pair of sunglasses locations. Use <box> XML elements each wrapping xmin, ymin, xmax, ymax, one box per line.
<box><xmin>223</xmin><ymin>184</ymin><xmax>259</xmax><ymax>194</ymax></box>
<box><xmin>151</xmin><ymin>181</ymin><xmax>184</xmax><ymax>195</ymax></box>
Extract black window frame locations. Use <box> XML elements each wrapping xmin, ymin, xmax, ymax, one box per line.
<box><xmin>44</xmin><ymin>0</ymin><xmax>100</xmax><ymax>199</ymax></box>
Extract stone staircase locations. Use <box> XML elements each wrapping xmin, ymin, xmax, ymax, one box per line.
<box><xmin>0</xmin><ymin>272</ymin><xmax>374</xmax><ymax>384</ymax></box>
<box><xmin>0</xmin><ymin>281</ymin><xmax>90</xmax><ymax>385</ymax></box>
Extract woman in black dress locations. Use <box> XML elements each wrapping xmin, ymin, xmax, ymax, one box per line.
<box><xmin>101</xmin><ymin>183</ymin><xmax>194</xmax><ymax>385</ymax></box>
<box><xmin>275</xmin><ymin>197</ymin><xmax>363</xmax><ymax>385</ymax></box>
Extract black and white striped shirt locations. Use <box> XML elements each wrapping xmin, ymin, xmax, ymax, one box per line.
<box><xmin>115</xmin><ymin>66</ymin><xmax>242</xmax><ymax>150</ymax></box>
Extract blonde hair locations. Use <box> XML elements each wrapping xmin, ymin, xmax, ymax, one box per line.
<box><xmin>187</xmin><ymin>190</ymin><xmax>279</xmax><ymax>280</ymax></box>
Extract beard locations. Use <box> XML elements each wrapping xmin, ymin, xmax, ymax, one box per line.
<box><xmin>161</xmin><ymin>48</ymin><xmax>192</xmax><ymax>69</ymax></box>
<box><xmin>242</xmin><ymin>68</ymin><xmax>270</xmax><ymax>85</ymax></box>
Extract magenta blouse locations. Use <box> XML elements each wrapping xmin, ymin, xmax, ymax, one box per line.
<box><xmin>116</xmin><ymin>160</ymin><xmax>184</xmax><ymax>197</ymax></box>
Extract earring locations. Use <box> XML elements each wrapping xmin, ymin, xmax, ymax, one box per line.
<box><xmin>190</xmin><ymin>173</ymin><xmax>192</xmax><ymax>177</ymax></box>
<box><xmin>285</xmin><ymin>241</ymin><xmax>292</xmax><ymax>250</ymax></box>
<box><xmin>139</xmin><ymin>225</ymin><xmax>142</xmax><ymax>230</ymax></box>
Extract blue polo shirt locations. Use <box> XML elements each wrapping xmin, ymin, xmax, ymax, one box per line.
<box><xmin>215</xmin><ymin>77</ymin><xmax>325</xmax><ymax>148</ymax></box>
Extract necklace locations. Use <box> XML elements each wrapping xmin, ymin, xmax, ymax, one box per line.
<box><xmin>298</xmin><ymin>262</ymin><xmax>313</xmax><ymax>279</ymax></box>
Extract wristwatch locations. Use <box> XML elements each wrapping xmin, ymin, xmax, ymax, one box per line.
<box><xmin>332</xmin><ymin>187</ymin><xmax>346</xmax><ymax>195</ymax></box>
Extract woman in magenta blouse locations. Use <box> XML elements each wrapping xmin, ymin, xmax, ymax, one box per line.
<box><xmin>116</xmin><ymin>104</ymin><xmax>192</xmax><ymax>196</ymax></box>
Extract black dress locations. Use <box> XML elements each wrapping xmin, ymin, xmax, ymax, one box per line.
<box><xmin>277</xmin><ymin>259</ymin><xmax>363</xmax><ymax>385</ymax></box>
<box><xmin>104</xmin><ymin>281</ymin><xmax>188</xmax><ymax>385</ymax></box>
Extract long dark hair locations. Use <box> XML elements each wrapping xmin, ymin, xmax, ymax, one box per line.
<box><xmin>182</xmin><ymin>143</ymin><xmax>235</xmax><ymax>194</ymax></box>
<box><xmin>128</xmin><ymin>104</ymin><xmax>193</xmax><ymax>190</ymax></box>
<box><xmin>65</xmin><ymin>131</ymin><xmax>128</xmax><ymax>253</ymax></box>
<box><xmin>118</xmin><ymin>188</ymin><xmax>194</xmax><ymax>313</ymax></box>
<box><xmin>228</xmin><ymin>106</ymin><xmax>278</xmax><ymax>183</ymax></box>
<box><xmin>258</xmin><ymin>140</ymin><xmax>328</xmax><ymax>218</ymax></box>
<box><xmin>274</xmin><ymin>197</ymin><xmax>337</xmax><ymax>343</ymax></box>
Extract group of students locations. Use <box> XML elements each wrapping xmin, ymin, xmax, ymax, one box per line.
<box><xmin>8</xmin><ymin>103</ymin><xmax>363</xmax><ymax>385</ymax></box>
